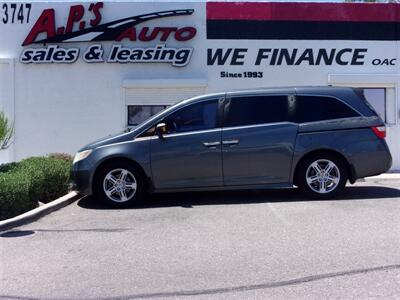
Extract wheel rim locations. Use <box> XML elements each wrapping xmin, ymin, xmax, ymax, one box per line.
<box><xmin>306</xmin><ymin>159</ymin><xmax>340</xmax><ymax>194</ymax></box>
<box><xmin>103</xmin><ymin>168</ymin><xmax>137</xmax><ymax>203</ymax></box>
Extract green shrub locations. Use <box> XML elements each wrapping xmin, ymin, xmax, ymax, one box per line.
<box><xmin>0</xmin><ymin>171</ymin><xmax>36</xmax><ymax>220</ymax></box>
<box><xmin>0</xmin><ymin>155</ymin><xmax>72</xmax><ymax>220</ymax></box>
<box><xmin>48</xmin><ymin>153</ymin><xmax>73</xmax><ymax>162</ymax></box>
<box><xmin>0</xmin><ymin>162</ymin><xmax>18</xmax><ymax>173</ymax></box>
<box><xmin>0</xmin><ymin>111</ymin><xmax>13</xmax><ymax>149</ymax></box>
<box><xmin>17</xmin><ymin>157</ymin><xmax>72</xmax><ymax>203</ymax></box>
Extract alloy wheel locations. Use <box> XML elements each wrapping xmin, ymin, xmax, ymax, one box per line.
<box><xmin>305</xmin><ymin>159</ymin><xmax>341</xmax><ymax>194</ymax></box>
<box><xmin>102</xmin><ymin>168</ymin><xmax>137</xmax><ymax>202</ymax></box>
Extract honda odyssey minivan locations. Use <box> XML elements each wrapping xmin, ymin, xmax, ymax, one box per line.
<box><xmin>71</xmin><ymin>86</ymin><xmax>392</xmax><ymax>206</ymax></box>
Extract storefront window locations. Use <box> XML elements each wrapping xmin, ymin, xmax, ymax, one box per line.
<box><xmin>127</xmin><ymin>105</ymin><xmax>168</xmax><ymax>126</ymax></box>
<box><xmin>363</xmin><ymin>88</ymin><xmax>386</xmax><ymax>122</ymax></box>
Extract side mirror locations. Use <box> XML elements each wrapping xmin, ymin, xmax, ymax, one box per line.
<box><xmin>156</xmin><ymin>123</ymin><xmax>167</xmax><ymax>138</ymax></box>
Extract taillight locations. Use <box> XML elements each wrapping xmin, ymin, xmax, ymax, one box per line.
<box><xmin>371</xmin><ymin>126</ymin><xmax>386</xmax><ymax>139</ymax></box>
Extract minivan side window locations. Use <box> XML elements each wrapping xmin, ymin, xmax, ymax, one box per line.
<box><xmin>225</xmin><ymin>95</ymin><xmax>289</xmax><ymax>127</ymax></box>
<box><xmin>295</xmin><ymin>96</ymin><xmax>360</xmax><ymax>123</ymax></box>
<box><xmin>163</xmin><ymin>100</ymin><xmax>218</xmax><ymax>134</ymax></box>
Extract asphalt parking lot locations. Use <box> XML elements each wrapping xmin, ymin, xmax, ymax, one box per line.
<box><xmin>1</xmin><ymin>179</ymin><xmax>400</xmax><ymax>300</ymax></box>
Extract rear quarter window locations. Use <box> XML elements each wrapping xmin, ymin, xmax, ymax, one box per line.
<box><xmin>295</xmin><ymin>95</ymin><xmax>360</xmax><ymax>123</ymax></box>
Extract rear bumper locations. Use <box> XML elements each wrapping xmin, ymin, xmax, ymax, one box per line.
<box><xmin>352</xmin><ymin>138</ymin><xmax>392</xmax><ymax>179</ymax></box>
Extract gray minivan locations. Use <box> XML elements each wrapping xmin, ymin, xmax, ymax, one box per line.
<box><xmin>71</xmin><ymin>86</ymin><xmax>392</xmax><ymax>206</ymax></box>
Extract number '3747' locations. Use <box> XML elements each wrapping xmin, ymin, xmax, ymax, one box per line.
<box><xmin>2</xmin><ymin>3</ymin><xmax>31</xmax><ymax>24</ymax></box>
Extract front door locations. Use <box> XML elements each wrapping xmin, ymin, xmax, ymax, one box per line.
<box><xmin>222</xmin><ymin>94</ymin><xmax>298</xmax><ymax>186</ymax></box>
<box><xmin>151</xmin><ymin>98</ymin><xmax>223</xmax><ymax>189</ymax></box>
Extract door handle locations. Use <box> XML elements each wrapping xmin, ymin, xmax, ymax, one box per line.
<box><xmin>203</xmin><ymin>141</ymin><xmax>221</xmax><ymax>147</ymax></box>
<box><xmin>222</xmin><ymin>139</ymin><xmax>240</xmax><ymax>146</ymax></box>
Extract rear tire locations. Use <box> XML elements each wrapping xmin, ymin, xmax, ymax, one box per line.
<box><xmin>297</xmin><ymin>153</ymin><xmax>348</xmax><ymax>199</ymax></box>
<box><xmin>93</xmin><ymin>161</ymin><xmax>145</xmax><ymax>207</ymax></box>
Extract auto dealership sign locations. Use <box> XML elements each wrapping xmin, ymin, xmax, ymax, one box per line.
<box><xmin>205</xmin><ymin>2</ymin><xmax>398</xmax><ymax>79</ymax></box>
<box><xmin>19</xmin><ymin>2</ymin><xmax>196</xmax><ymax>66</ymax></box>
<box><xmin>15</xmin><ymin>1</ymin><xmax>399</xmax><ymax>71</ymax></box>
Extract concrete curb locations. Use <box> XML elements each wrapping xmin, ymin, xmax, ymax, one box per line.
<box><xmin>364</xmin><ymin>173</ymin><xmax>400</xmax><ymax>182</ymax></box>
<box><xmin>0</xmin><ymin>191</ymin><xmax>81</xmax><ymax>232</ymax></box>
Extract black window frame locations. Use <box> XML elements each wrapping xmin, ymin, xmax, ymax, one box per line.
<box><xmin>293</xmin><ymin>94</ymin><xmax>361</xmax><ymax>124</ymax></box>
<box><xmin>223</xmin><ymin>94</ymin><xmax>291</xmax><ymax>128</ymax></box>
<box><xmin>127</xmin><ymin>105</ymin><xmax>169</xmax><ymax>127</ymax></box>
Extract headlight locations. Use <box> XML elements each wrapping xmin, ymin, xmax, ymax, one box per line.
<box><xmin>73</xmin><ymin>149</ymin><xmax>92</xmax><ymax>164</ymax></box>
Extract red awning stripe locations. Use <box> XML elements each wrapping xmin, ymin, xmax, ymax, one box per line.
<box><xmin>207</xmin><ymin>2</ymin><xmax>400</xmax><ymax>22</ymax></box>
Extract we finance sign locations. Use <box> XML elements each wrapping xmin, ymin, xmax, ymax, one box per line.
<box><xmin>206</xmin><ymin>2</ymin><xmax>398</xmax><ymax>79</ymax></box>
<box><xmin>20</xmin><ymin>2</ymin><xmax>197</xmax><ymax>67</ymax></box>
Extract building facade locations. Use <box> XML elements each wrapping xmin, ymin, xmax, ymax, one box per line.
<box><xmin>0</xmin><ymin>1</ymin><xmax>399</xmax><ymax>170</ymax></box>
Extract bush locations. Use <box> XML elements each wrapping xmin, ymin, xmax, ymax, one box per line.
<box><xmin>0</xmin><ymin>155</ymin><xmax>72</xmax><ymax>220</ymax></box>
<box><xmin>17</xmin><ymin>157</ymin><xmax>72</xmax><ymax>204</ymax></box>
<box><xmin>48</xmin><ymin>153</ymin><xmax>73</xmax><ymax>162</ymax></box>
<box><xmin>0</xmin><ymin>162</ymin><xmax>18</xmax><ymax>173</ymax></box>
<box><xmin>0</xmin><ymin>171</ymin><xmax>36</xmax><ymax>220</ymax></box>
<box><xmin>0</xmin><ymin>111</ymin><xmax>13</xmax><ymax>149</ymax></box>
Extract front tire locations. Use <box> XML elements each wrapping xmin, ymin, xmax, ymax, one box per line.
<box><xmin>94</xmin><ymin>161</ymin><xmax>145</xmax><ymax>207</ymax></box>
<box><xmin>297</xmin><ymin>153</ymin><xmax>348</xmax><ymax>199</ymax></box>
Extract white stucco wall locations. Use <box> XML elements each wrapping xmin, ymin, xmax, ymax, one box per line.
<box><xmin>0</xmin><ymin>0</ymin><xmax>399</xmax><ymax>170</ymax></box>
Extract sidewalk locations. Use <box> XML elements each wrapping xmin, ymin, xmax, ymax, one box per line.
<box><xmin>363</xmin><ymin>172</ymin><xmax>400</xmax><ymax>182</ymax></box>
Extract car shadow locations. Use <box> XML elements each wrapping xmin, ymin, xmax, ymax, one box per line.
<box><xmin>77</xmin><ymin>185</ymin><xmax>400</xmax><ymax>210</ymax></box>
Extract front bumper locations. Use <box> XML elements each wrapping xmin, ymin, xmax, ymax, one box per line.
<box><xmin>71</xmin><ymin>159</ymin><xmax>94</xmax><ymax>195</ymax></box>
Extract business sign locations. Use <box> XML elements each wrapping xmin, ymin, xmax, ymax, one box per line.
<box><xmin>206</xmin><ymin>2</ymin><xmax>398</xmax><ymax>80</ymax></box>
<box><xmin>20</xmin><ymin>2</ymin><xmax>196</xmax><ymax>66</ymax></box>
